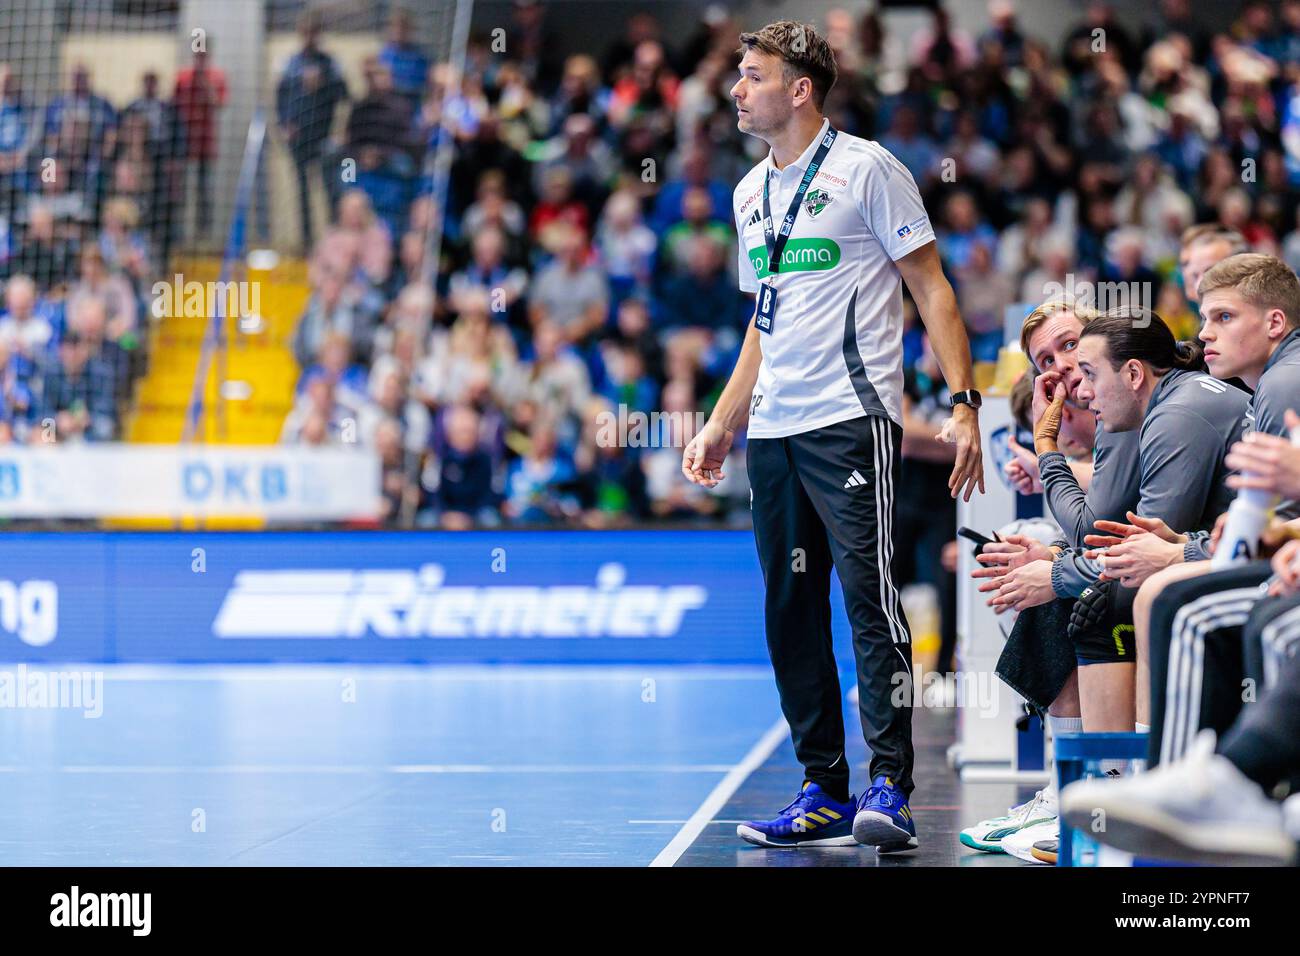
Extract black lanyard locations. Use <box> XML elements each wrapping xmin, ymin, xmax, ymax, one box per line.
<box><xmin>761</xmin><ymin>124</ymin><xmax>837</xmax><ymax>279</ymax></box>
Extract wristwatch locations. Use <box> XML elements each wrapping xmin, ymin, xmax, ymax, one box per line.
<box><xmin>949</xmin><ymin>389</ymin><xmax>982</xmax><ymax>410</ymax></box>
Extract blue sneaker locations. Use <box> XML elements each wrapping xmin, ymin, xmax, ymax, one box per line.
<box><xmin>736</xmin><ymin>782</ymin><xmax>858</xmax><ymax>848</ymax></box>
<box><xmin>853</xmin><ymin>774</ymin><xmax>918</xmax><ymax>853</ymax></box>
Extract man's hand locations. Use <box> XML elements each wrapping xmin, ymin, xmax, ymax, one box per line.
<box><xmin>1005</xmin><ymin>436</ymin><xmax>1042</xmax><ymax>494</ymax></box>
<box><xmin>681</xmin><ymin>421</ymin><xmax>735</xmax><ymax>488</ymax></box>
<box><xmin>987</xmin><ymin>559</ymin><xmax>1055</xmax><ymax>614</ymax></box>
<box><xmin>1225</xmin><ymin>413</ymin><xmax>1300</xmax><ymax>500</ymax></box>
<box><xmin>937</xmin><ymin>404</ymin><xmax>984</xmax><ymax>501</ymax></box>
<box><xmin>1084</xmin><ymin>511</ymin><xmax>1187</xmax><ymax>551</ymax></box>
<box><xmin>973</xmin><ymin>533</ymin><xmax>1055</xmax><ymax>576</ymax></box>
<box><xmin>1089</xmin><ymin>532</ymin><xmax>1183</xmax><ymax>588</ymax></box>
<box><xmin>1268</xmin><ymin>538</ymin><xmax>1300</xmax><ymax>597</ymax></box>
<box><xmin>1207</xmin><ymin>511</ymin><xmax>1230</xmax><ymax>556</ymax></box>
<box><xmin>1032</xmin><ymin>374</ymin><xmax>1066</xmax><ymax>455</ymax></box>
<box><xmin>1031</xmin><ymin>370</ymin><xmax>1064</xmax><ymax>426</ymax></box>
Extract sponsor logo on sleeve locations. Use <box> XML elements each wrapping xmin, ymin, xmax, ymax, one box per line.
<box><xmin>896</xmin><ymin>216</ymin><xmax>928</xmax><ymax>240</ymax></box>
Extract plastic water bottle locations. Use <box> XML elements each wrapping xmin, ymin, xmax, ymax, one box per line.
<box><xmin>1211</xmin><ymin>487</ymin><xmax>1275</xmax><ymax>569</ymax></box>
<box><xmin>1212</xmin><ymin>423</ymin><xmax>1300</xmax><ymax>569</ymax></box>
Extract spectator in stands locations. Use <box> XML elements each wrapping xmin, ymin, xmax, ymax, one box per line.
<box><xmin>659</xmin><ymin>186</ymin><xmax>731</xmax><ymax>277</ymax></box>
<box><xmin>514</xmin><ymin>319</ymin><xmax>591</xmax><ymax>443</ymax></box>
<box><xmin>340</xmin><ymin>58</ymin><xmax>419</xmax><ymax>228</ymax></box>
<box><xmin>460</xmin><ymin>170</ymin><xmax>528</xmax><ymax>255</ymax></box>
<box><xmin>292</xmin><ymin>260</ymin><xmax>380</xmax><ymax>369</ymax></box>
<box><xmin>0</xmin><ymin>274</ymin><xmax>52</xmax><ymax>358</ymax></box>
<box><xmin>36</xmin><ymin>330</ymin><xmax>116</xmax><ymax>442</ymax></box>
<box><xmin>527</xmin><ymin>223</ymin><xmax>608</xmax><ymax>345</ymax></box>
<box><xmin>42</xmin><ymin>64</ymin><xmax>117</xmax><ymax>212</ymax></box>
<box><xmin>374</xmin><ymin>416</ymin><xmax>420</xmax><ymax>526</ymax></box>
<box><xmin>529</xmin><ymin>166</ymin><xmax>589</xmax><ymax>243</ymax></box>
<box><xmin>594</xmin><ymin>188</ymin><xmax>656</xmax><ymax>307</ymax></box>
<box><xmin>377</xmin><ymin>9</ymin><xmax>429</xmax><ymax>115</ymax></box>
<box><xmin>362</xmin><ymin>361</ymin><xmax>430</xmax><ymax>458</ymax></box>
<box><xmin>67</xmin><ymin>245</ymin><xmax>137</xmax><ymax>343</ymax></box>
<box><xmin>656</xmin><ymin>233</ymin><xmax>746</xmax><ymax>334</ymax></box>
<box><xmin>122</xmin><ymin>71</ymin><xmax>185</xmax><ymax>269</ymax></box>
<box><xmin>1179</xmin><ymin>225</ymin><xmax>1248</xmax><ymax>305</ymax></box>
<box><xmin>9</xmin><ymin>204</ymin><xmax>76</xmax><ymax>289</ymax></box>
<box><xmin>173</xmin><ymin>46</ymin><xmax>228</xmax><ymax>241</ymax></box>
<box><xmin>530</xmin><ymin>112</ymin><xmax>615</xmax><ymax>217</ymax></box>
<box><xmin>503</xmin><ymin>417</ymin><xmax>577</xmax><ymax>523</ymax></box>
<box><xmin>428</xmin><ymin>403</ymin><xmax>499</xmax><ymax>529</ymax></box>
<box><xmin>298</xmin><ymin>331</ymin><xmax>367</xmax><ymax>406</ymax></box>
<box><xmin>276</xmin><ymin>10</ymin><xmax>349</xmax><ymax>249</ymax></box>
<box><xmin>66</xmin><ymin>295</ymin><xmax>131</xmax><ymax>407</ymax></box>
<box><xmin>938</xmin><ymin>192</ymin><xmax>997</xmax><ymax>272</ymax></box>
<box><xmin>1099</xmin><ymin>227</ymin><xmax>1163</xmax><ymax>310</ymax></box>
<box><xmin>649</xmin><ymin>145</ymin><xmax>731</xmax><ymax>235</ymax></box>
<box><xmin>97</xmin><ymin>197</ymin><xmax>151</xmax><ymax>292</ymax></box>
<box><xmin>0</xmin><ymin>65</ymin><xmax>38</xmax><ymax>217</ymax></box>
<box><xmin>0</xmin><ymin>335</ymin><xmax>34</xmax><ymax>443</ymax></box>
<box><xmin>447</xmin><ymin>225</ymin><xmax>528</xmax><ymax>326</ymax></box>
<box><xmin>281</xmin><ymin>372</ymin><xmax>359</xmax><ymax>446</ymax></box>
<box><xmin>955</xmin><ymin>241</ymin><xmax>1013</xmax><ymax>363</ymax></box>
<box><xmin>572</xmin><ymin>397</ymin><xmax>648</xmax><ymax>527</ymax></box>
<box><xmin>420</xmin><ymin>289</ymin><xmax>518</xmax><ymax>409</ymax></box>
<box><xmin>321</xmin><ymin>189</ymin><xmax>393</xmax><ymax>287</ymax></box>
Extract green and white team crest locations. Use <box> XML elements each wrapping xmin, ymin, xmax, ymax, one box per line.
<box><xmin>802</xmin><ymin>188</ymin><xmax>833</xmax><ymax>218</ymax></box>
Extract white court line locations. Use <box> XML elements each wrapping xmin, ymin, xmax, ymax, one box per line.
<box><xmin>628</xmin><ymin>819</ymin><xmax>747</xmax><ymax>825</ymax></box>
<box><xmin>648</xmin><ymin>715</ymin><xmax>789</xmax><ymax>868</ymax></box>
<box><xmin>77</xmin><ymin>664</ymin><xmax>773</xmax><ymax>682</ymax></box>
<box><xmin>0</xmin><ymin>763</ymin><xmax>739</xmax><ymax>775</ymax></box>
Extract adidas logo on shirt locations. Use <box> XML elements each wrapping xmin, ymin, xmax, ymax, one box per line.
<box><xmin>843</xmin><ymin>469</ymin><xmax>867</xmax><ymax>489</ymax></box>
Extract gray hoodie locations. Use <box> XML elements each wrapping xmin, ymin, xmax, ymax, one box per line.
<box><xmin>1050</xmin><ymin>368</ymin><xmax>1250</xmax><ymax>598</ymax></box>
<box><xmin>1183</xmin><ymin>327</ymin><xmax>1300</xmax><ymax>561</ymax></box>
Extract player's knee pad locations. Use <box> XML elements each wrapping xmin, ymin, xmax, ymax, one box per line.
<box><xmin>1068</xmin><ymin>579</ymin><xmax>1137</xmax><ymax>665</ymax></box>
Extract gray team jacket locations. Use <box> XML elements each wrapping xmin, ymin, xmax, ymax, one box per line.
<box><xmin>1047</xmin><ymin>368</ymin><xmax>1251</xmax><ymax>598</ymax></box>
<box><xmin>1038</xmin><ymin>428</ymin><xmax>1142</xmax><ymax>550</ymax></box>
<box><xmin>1183</xmin><ymin>327</ymin><xmax>1300</xmax><ymax>561</ymax></box>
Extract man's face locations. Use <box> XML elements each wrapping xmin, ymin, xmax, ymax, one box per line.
<box><xmin>1058</xmin><ymin>402</ymin><xmax>1096</xmax><ymax>458</ymax></box>
<box><xmin>1180</xmin><ymin>238</ymin><xmax>1232</xmax><ymax>305</ymax></box>
<box><xmin>731</xmin><ymin>50</ymin><xmax>792</xmax><ymax>138</ymax></box>
<box><xmin>1026</xmin><ymin>312</ymin><xmax>1086</xmax><ymax>401</ymax></box>
<box><xmin>1075</xmin><ymin>335</ymin><xmax>1143</xmax><ymax>432</ymax></box>
<box><xmin>1198</xmin><ymin>286</ymin><xmax>1277</xmax><ymax>382</ymax></box>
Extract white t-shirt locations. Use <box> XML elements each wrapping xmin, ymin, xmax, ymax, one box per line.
<box><xmin>732</xmin><ymin>117</ymin><xmax>935</xmax><ymax>438</ymax></box>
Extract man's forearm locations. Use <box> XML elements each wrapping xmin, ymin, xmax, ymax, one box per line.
<box><xmin>710</xmin><ymin>313</ymin><xmax>760</xmax><ymax>433</ymax></box>
<box><xmin>914</xmin><ymin>282</ymin><xmax>974</xmax><ymax>394</ymax></box>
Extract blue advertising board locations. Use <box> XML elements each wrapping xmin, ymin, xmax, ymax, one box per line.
<box><xmin>0</xmin><ymin>532</ymin><xmax>854</xmax><ymax>664</ymax></box>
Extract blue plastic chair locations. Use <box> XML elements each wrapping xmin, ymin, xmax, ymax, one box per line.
<box><xmin>1054</xmin><ymin>732</ymin><xmax>1148</xmax><ymax>866</ymax></box>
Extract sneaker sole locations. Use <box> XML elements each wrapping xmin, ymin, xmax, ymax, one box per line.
<box><xmin>1004</xmin><ymin>843</ymin><xmax>1051</xmax><ymax>864</ymax></box>
<box><xmin>1061</xmin><ymin>803</ymin><xmax>1296</xmax><ymax>867</ymax></box>
<box><xmin>959</xmin><ymin>831</ymin><xmax>1006</xmax><ymax>853</ymax></box>
<box><xmin>1030</xmin><ymin>846</ymin><xmax>1058</xmax><ymax>864</ymax></box>
<box><xmin>853</xmin><ymin>810</ymin><xmax>918</xmax><ymax>851</ymax></box>
<box><xmin>736</xmin><ymin>825</ymin><xmax>860</xmax><ymax>849</ymax></box>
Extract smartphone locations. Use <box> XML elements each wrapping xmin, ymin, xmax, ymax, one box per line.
<box><xmin>957</xmin><ymin>526</ymin><xmax>1001</xmax><ymax>551</ymax></box>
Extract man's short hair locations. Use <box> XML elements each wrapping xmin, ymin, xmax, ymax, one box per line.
<box><xmin>1198</xmin><ymin>253</ymin><xmax>1300</xmax><ymax>331</ymax></box>
<box><xmin>1179</xmin><ymin>223</ymin><xmax>1248</xmax><ymax>256</ymax></box>
<box><xmin>737</xmin><ymin>21</ymin><xmax>838</xmax><ymax>111</ymax></box>
<box><xmin>1009</xmin><ymin>372</ymin><xmax>1034</xmax><ymax>432</ymax></box>
<box><xmin>1019</xmin><ymin>299</ymin><xmax>1099</xmax><ymax>370</ymax></box>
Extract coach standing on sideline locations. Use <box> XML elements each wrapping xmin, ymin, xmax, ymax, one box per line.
<box><xmin>681</xmin><ymin>21</ymin><xmax>984</xmax><ymax>853</ymax></box>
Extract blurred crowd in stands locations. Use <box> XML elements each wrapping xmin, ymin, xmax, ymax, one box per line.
<box><xmin>3</xmin><ymin>1</ymin><xmax>1300</xmax><ymax>533</ymax></box>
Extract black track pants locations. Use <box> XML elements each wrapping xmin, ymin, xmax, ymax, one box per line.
<box><xmin>747</xmin><ymin>414</ymin><xmax>915</xmax><ymax>799</ymax></box>
<box><xmin>1147</xmin><ymin>561</ymin><xmax>1270</xmax><ymax>767</ymax></box>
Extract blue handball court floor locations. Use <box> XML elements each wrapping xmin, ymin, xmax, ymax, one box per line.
<box><xmin>0</xmin><ymin>665</ymin><xmax>1031</xmax><ymax>866</ymax></box>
